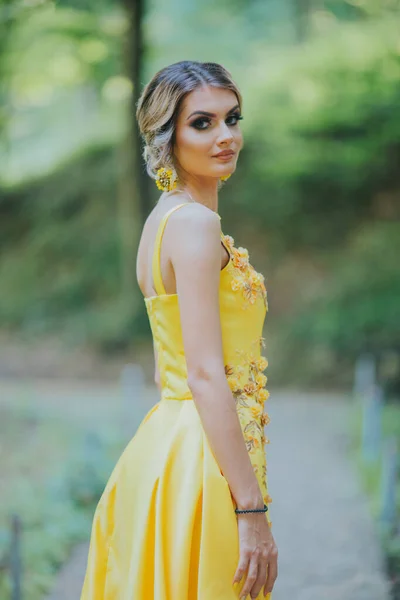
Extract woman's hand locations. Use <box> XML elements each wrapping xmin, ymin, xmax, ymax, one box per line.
<box><xmin>233</xmin><ymin>512</ymin><xmax>278</xmax><ymax>599</ymax></box>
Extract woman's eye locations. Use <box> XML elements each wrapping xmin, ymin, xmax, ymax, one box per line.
<box><xmin>191</xmin><ymin>118</ymin><xmax>211</xmax><ymax>130</ymax></box>
<box><xmin>227</xmin><ymin>113</ymin><xmax>243</xmax><ymax>125</ymax></box>
<box><xmin>191</xmin><ymin>114</ymin><xmax>243</xmax><ymax>130</ymax></box>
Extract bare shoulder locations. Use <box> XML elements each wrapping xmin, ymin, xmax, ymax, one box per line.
<box><xmin>167</xmin><ymin>200</ymin><xmax>221</xmax><ymax>239</ymax></box>
<box><xmin>161</xmin><ymin>200</ymin><xmax>221</xmax><ymax>269</ymax></box>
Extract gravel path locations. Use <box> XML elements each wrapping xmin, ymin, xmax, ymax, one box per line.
<box><xmin>45</xmin><ymin>390</ymin><xmax>391</xmax><ymax>600</ymax></box>
<box><xmin>267</xmin><ymin>391</ymin><xmax>390</xmax><ymax>600</ymax></box>
<box><xmin>45</xmin><ymin>543</ymin><xmax>89</xmax><ymax>600</ymax></box>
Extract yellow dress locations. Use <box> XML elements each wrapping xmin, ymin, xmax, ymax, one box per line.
<box><xmin>80</xmin><ymin>203</ymin><xmax>273</xmax><ymax>600</ymax></box>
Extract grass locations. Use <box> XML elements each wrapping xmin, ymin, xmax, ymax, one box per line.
<box><xmin>348</xmin><ymin>397</ymin><xmax>400</xmax><ymax>516</ymax></box>
<box><xmin>348</xmin><ymin>395</ymin><xmax>400</xmax><ymax>598</ymax></box>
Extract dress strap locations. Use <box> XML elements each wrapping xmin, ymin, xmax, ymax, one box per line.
<box><xmin>151</xmin><ymin>203</ymin><xmax>191</xmax><ymax>296</ymax></box>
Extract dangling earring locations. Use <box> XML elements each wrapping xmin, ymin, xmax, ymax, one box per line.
<box><xmin>155</xmin><ymin>167</ymin><xmax>178</xmax><ymax>192</ymax></box>
<box><xmin>220</xmin><ymin>174</ymin><xmax>231</xmax><ymax>182</ymax></box>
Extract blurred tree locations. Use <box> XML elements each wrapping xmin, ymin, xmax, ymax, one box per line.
<box><xmin>0</xmin><ymin>0</ymin><xmax>152</xmax><ymax>337</ymax></box>
<box><xmin>114</xmin><ymin>0</ymin><xmax>147</xmax><ymax>312</ymax></box>
<box><xmin>0</xmin><ymin>0</ymin><xmax>37</xmax><ymax>142</ymax></box>
<box><xmin>0</xmin><ymin>1</ymin><xmax>14</xmax><ymax>140</ymax></box>
<box><xmin>0</xmin><ymin>0</ymin><xmax>399</xmax><ymax>384</ymax></box>
<box><xmin>293</xmin><ymin>0</ymin><xmax>314</xmax><ymax>41</ymax></box>
<box><xmin>122</xmin><ymin>0</ymin><xmax>152</xmax><ymax>222</ymax></box>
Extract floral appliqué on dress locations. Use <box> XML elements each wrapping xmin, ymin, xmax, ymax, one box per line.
<box><xmin>224</xmin><ymin>336</ymin><xmax>273</xmax><ymax>507</ymax></box>
<box><xmin>223</xmin><ymin>234</ymin><xmax>268</xmax><ymax>311</ymax></box>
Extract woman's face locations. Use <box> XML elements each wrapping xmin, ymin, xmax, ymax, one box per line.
<box><xmin>173</xmin><ymin>85</ymin><xmax>243</xmax><ymax>181</ymax></box>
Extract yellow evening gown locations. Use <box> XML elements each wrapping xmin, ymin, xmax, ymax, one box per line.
<box><xmin>80</xmin><ymin>202</ymin><xmax>273</xmax><ymax>600</ymax></box>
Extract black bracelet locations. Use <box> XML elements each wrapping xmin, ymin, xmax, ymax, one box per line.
<box><xmin>235</xmin><ymin>503</ymin><xmax>269</xmax><ymax>514</ymax></box>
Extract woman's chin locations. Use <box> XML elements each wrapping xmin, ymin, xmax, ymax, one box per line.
<box><xmin>217</xmin><ymin>167</ymin><xmax>235</xmax><ymax>178</ymax></box>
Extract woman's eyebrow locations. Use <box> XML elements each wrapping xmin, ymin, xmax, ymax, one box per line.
<box><xmin>186</xmin><ymin>104</ymin><xmax>240</xmax><ymax>120</ymax></box>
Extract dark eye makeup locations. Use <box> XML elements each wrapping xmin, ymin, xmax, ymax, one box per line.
<box><xmin>190</xmin><ymin>113</ymin><xmax>243</xmax><ymax>131</ymax></box>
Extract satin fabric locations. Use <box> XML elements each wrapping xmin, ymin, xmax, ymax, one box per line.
<box><xmin>80</xmin><ymin>203</ymin><xmax>272</xmax><ymax>600</ymax></box>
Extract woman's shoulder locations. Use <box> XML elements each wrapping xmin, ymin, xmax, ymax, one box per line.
<box><xmin>156</xmin><ymin>197</ymin><xmax>222</xmax><ymax>267</ymax></box>
<box><xmin>171</xmin><ymin>207</ymin><xmax>221</xmax><ymax>250</ymax></box>
<box><xmin>157</xmin><ymin>194</ymin><xmax>221</xmax><ymax>231</ymax></box>
<box><xmin>168</xmin><ymin>194</ymin><xmax>220</xmax><ymax>218</ymax></box>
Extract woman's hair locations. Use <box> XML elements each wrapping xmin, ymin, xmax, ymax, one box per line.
<box><xmin>135</xmin><ymin>60</ymin><xmax>242</xmax><ymax>180</ymax></box>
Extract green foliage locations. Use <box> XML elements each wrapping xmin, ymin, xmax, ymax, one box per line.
<box><xmin>349</xmin><ymin>399</ymin><xmax>400</xmax><ymax>596</ymax></box>
<box><xmin>230</xmin><ymin>18</ymin><xmax>400</xmax><ymax>382</ymax></box>
<box><xmin>0</xmin><ymin>13</ymin><xmax>399</xmax><ymax>378</ymax></box>
<box><xmin>65</xmin><ymin>430</ymin><xmax>117</xmax><ymax>508</ymax></box>
<box><xmin>3</xmin><ymin>2</ymin><xmax>124</xmax><ymax>98</ymax></box>
<box><xmin>349</xmin><ymin>399</ymin><xmax>400</xmax><ymax>513</ymax></box>
<box><xmin>0</xmin><ymin>0</ymin><xmax>140</xmax><ymax>350</ymax></box>
<box><xmin>287</xmin><ymin>221</ymin><xmax>400</xmax><ymax>355</ymax></box>
<box><xmin>1</xmin><ymin>144</ymin><xmax>121</xmax><ymax>329</ymax></box>
<box><xmin>240</xmin><ymin>18</ymin><xmax>400</xmax><ymax>247</ymax></box>
<box><xmin>0</xmin><ymin>426</ymin><xmax>123</xmax><ymax>600</ymax></box>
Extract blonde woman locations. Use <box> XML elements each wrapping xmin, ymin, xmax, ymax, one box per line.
<box><xmin>80</xmin><ymin>60</ymin><xmax>278</xmax><ymax>600</ymax></box>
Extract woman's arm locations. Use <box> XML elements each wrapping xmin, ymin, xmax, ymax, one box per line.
<box><xmin>167</xmin><ymin>203</ymin><xmax>264</xmax><ymax>511</ymax></box>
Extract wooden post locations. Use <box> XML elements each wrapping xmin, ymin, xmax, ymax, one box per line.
<box><xmin>380</xmin><ymin>436</ymin><xmax>398</xmax><ymax>531</ymax></box>
<box><xmin>354</xmin><ymin>353</ymin><xmax>376</xmax><ymax>402</ymax></box>
<box><xmin>10</xmin><ymin>514</ymin><xmax>22</xmax><ymax>600</ymax></box>
<box><xmin>361</xmin><ymin>383</ymin><xmax>383</xmax><ymax>464</ymax></box>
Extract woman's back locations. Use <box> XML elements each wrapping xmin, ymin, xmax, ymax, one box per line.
<box><xmin>137</xmin><ymin>198</ymin><xmax>230</xmax><ymax>299</ymax></box>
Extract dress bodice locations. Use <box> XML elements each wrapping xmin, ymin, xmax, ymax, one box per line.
<box><xmin>144</xmin><ymin>202</ymin><xmax>272</xmax><ymax>507</ymax></box>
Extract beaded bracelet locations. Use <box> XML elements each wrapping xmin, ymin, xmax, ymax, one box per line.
<box><xmin>235</xmin><ymin>503</ymin><xmax>269</xmax><ymax>514</ymax></box>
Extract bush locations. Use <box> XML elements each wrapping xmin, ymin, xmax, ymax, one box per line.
<box><xmin>0</xmin><ymin>427</ymin><xmax>122</xmax><ymax>600</ymax></box>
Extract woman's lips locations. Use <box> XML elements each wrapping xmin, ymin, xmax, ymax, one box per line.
<box><xmin>213</xmin><ymin>153</ymin><xmax>235</xmax><ymax>161</ymax></box>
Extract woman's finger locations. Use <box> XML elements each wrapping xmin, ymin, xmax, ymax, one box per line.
<box><xmin>232</xmin><ymin>552</ymin><xmax>250</xmax><ymax>586</ymax></box>
<box><xmin>263</xmin><ymin>551</ymin><xmax>278</xmax><ymax>596</ymax></box>
<box><xmin>239</xmin><ymin>554</ymin><xmax>259</xmax><ymax>599</ymax></box>
<box><xmin>249</xmin><ymin>556</ymin><xmax>267</xmax><ymax>599</ymax></box>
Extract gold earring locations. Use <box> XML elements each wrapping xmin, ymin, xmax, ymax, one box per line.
<box><xmin>155</xmin><ymin>167</ymin><xmax>178</xmax><ymax>192</ymax></box>
<box><xmin>220</xmin><ymin>174</ymin><xmax>231</xmax><ymax>182</ymax></box>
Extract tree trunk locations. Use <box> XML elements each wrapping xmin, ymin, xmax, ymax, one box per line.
<box><xmin>116</xmin><ymin>0</ymin><xmax>147</xmax><ymax>307</ymax></box>
<box><xmin>293</xmin><ymin>0</ymin><xmax>311</xmax><ymax>42</ymax></box>
<box><xmin>124</xmin><ymin>0</ymin><xmax>153</xmax><ymax>222</ymax></box>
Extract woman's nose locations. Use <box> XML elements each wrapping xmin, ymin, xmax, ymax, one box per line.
<box><xmin>217</xmin><ymin>120</ymin><xmax>235</xmax><ymax>143</ymax></box>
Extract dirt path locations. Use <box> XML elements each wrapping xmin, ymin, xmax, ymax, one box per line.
<box><xmin>267</xmin><ymin>391</ymin><xmax>390</xmax><ymax>600</ymax></box>
<box><xmin>45</xmin><ymin>543</ymin><xmax>89</xmax><ymax>600</ymax></box>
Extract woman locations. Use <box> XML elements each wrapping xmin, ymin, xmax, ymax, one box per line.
<box><xmin>80</xmin><ymin>60</ymin><xmax>278</xmax><ymax>600</ymax></box>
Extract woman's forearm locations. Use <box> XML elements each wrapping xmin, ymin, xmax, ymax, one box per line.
<box><xmin>188</xmin><ymin>373</ymin><xmax>264</xmax><ymax>510</ymax></box>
